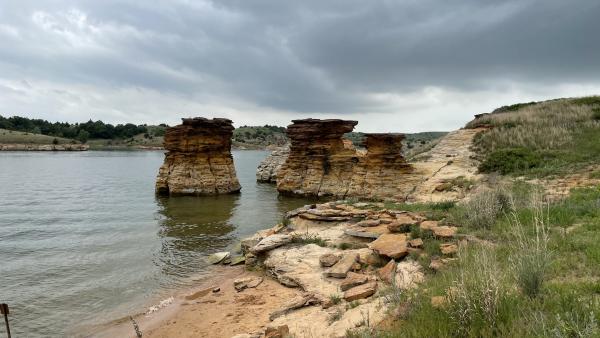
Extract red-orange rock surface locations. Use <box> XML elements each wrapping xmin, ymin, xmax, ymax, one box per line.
<box><xmin>156</xmin><ymin>117</ymin><xmax>241</xmax><ymax>195</ymax></box>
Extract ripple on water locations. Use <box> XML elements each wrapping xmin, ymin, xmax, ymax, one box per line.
<box><xmin>0</xmin><ymin>150</ymin><xmax>315</xmax><ymax>337</ymax></box>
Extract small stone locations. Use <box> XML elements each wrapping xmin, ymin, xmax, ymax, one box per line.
<box><xmin>234</xmin><ymin>277</ymin><xmax>263</xmax><ymax>292</ymax></box>
<box><xmin>420</xmin><ymin>220</ymin><xmax>438</xmax><ymax>231</ymax></box>
<box><xmin>344</xmin><ymin>281</ymin><xmax>377</xmax><ymax>301</ymax></box>
<box><xmin>369</xmin><ymin>233</ymin><xmax>409</xmax><ymax>259</ymax></box>
<box><xmin>212</xmin><ymin>287</ymin><xmax>220</xmax><ymax>293</ymax></box>
<box><xmin>377</xmin><ymin>259</ymin><xmax>397</xmax><ymax>284</ymax></box>
<box><xmin>408</xmin><ymin>238</ymin><xmax>424</xmax><ymax>248</ymax></box>
<box><xmin>325</xmin><ymin>253</ymin><xmax>359</xmax><ymax>278</ymax></box>
<box><xmin>265</xmin><ymin>325</ymin><xmax>290</xmax><ymax>338</ymax></box>
<box><xmin>440</xmin><ymin>243</ymin><xmax>458</xmax><ymax>255</ymax></box>
<box><xmin>319</xmin><ymin>253</ymin><xmax>340</xmax><ymax>267</ymax></box>
<box><xmin>432</xmin><ymin>226</ymin><xmax>457</xmax><ymax>238</ymax></box>
<box><xmin>356</xmin><ymin>219</ymin><xmax>381</xmax><ymax>227</ymax></box>
<box><xmin>207</xmin><ymin>252</ymin><xmax>230</xmax><ymax>265</ymax></box>
<box><xmin>340</xmin><ymin>272</ymin><xmax>369</xmax><ymax>291</ymax></box>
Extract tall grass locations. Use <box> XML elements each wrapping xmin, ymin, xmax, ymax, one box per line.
<box><xmin>446</xmin><ymin>246</ymin><xmax>512</xmax><ymax>336</ymax></box>
<box><xmin>509</xmin><ymin>193</ymin><xmax>552</xmax><ymax>298</ymax></box>
<box><xmin>450</xmin><ymin>187</ymin><xmax>510</xmax><ymax>230</ymax></box>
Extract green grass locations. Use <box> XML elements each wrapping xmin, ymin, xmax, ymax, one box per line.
<box><xmin>468</xmin><ymin>97</ymin><xmax>600</xmax><ymax>177</ymax></box>
<box><xmin>0</xmin><ymin>128</ymin><xmax>77</xmax><ymax>144</ymax></box>
<box><xmin>290</xmin><ymin>233</ymin><xmax>328</xmax><ymax>247</ymax></box>
<box><xmin>375</xmin><ymin>185</ymin><xmax>600</xmax><ymax>337</ymax></box>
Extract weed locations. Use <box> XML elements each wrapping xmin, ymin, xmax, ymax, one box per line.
<box><xmin>329</xmin><ymin>308</ymin><xmax>344</xmax><ymax>324</ymax></box>
<box><xmin>346</xmin><ymin>300</ymin><xmax>360</xmax><ymax>310</ymax></box>
<box><xmin>329</xmin><ymin>294</ymin><xmax>342</xmax><ymax>305</ymax></box>
<box><xmin>291</xmin><ymin>233</ymin><xmax>327</xmax><ymax>247</ymax></box>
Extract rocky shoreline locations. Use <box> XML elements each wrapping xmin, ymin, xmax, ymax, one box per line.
<box><xmin>0</xmin><ymin>143</ymin><xmax>89</xmax><ymax>151</ymax></box>
<box><xmin>102</xmin><ymin>199</ymin><xmax>471</xmax><ymax>338</ymax></box>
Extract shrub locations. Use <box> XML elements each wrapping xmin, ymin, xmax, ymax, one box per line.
<box><xmin>509</xmin><ymin>195</ymin><xmax>551</xmax><ymax>298</ymax></box>
<box><xmin>450</xmin><ymin>189</ymin><xmax>507</xmax><ymax>230</ymax></box>
<box><xmin>290</xmin><ymin>233</ymin><xmax>327</xmax><ymax>247</ymax></box>
<box><xmin>592</xmin><ymin>107</ymin><xmax>600</xmax><ymax>121</ymax></box>
<box><xmin>329</xmin><ymin>294</ymin><xmax>342</xmax><ymax>305</ymax></box>
<box><xmin>479</xmin><ymin>148</ymin><xmax>543</xmax><ymax>174</ymax></box>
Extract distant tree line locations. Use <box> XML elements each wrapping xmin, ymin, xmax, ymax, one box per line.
<box><xmin>0</xmin><ymin>115</ymin><xmax>148</xmax><ymax>143</ymax></box>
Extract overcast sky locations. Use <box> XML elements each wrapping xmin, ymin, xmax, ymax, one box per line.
<box><xmin>1</xmin><ymin>0</ymin><xmax>599</xmax><ymax>132</ymax></box>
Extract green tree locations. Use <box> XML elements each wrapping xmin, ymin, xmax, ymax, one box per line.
<box><xmin>77</xmin><ymin>129</ymin><xmax>90</xmax><ymax>143</ymax></box>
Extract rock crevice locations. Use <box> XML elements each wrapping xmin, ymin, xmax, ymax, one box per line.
<box><xmin>156</xmin><ymin>117</ymin><xmax>241</xmax><ymax>195</ymax></box>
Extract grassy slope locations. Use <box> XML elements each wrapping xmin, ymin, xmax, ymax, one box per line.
<box><xmin>352</xmin><ymin>97</ymin><xmax>600</xmax><ymax>338</ymax></box>
<box><xmin>469</xmin><ymin>96</ymin><xmax>600</xmax><ymax>177</ymax></box>
<box><xmin>0</xmin><ymin>128</ymin><xmax>77</xmax><ymax>144</ymax></box>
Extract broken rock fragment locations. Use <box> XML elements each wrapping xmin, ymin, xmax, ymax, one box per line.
<box><xmin>250</xmin><ymin>234</ymin><xmax>292</xmax><ymax>254</ymax></box>
<box><xmin>340</xmin><ymin>272</ymin><xmax>369</xmax><ymax>291</ymax></box>
<box><xmin>344</xmin><ymin>281</ymin><xmax>377</xmax><ymax>301</ymax></box>
<box><xmin>324</xmin><ymin>253</ymin><xmax>359</xmax><ymax>278</ymax></box>
<box><xmin>369</xmin><ymin>233</ymin><xmax>409</xmax><ymax>259</ymax></box>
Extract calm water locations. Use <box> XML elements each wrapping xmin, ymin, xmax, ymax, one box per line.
<box><xmin>0</xmin><ymin>150</ymin><xmax>313</xmax><ymax>337</ymax></box>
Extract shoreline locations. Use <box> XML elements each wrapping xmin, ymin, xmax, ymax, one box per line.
<box><xmin>87</xmin><ymin>265</ymin><xmax>301</xmax><ymax>338</ymax></box>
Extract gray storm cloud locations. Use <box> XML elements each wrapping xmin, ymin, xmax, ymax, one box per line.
<box><xmin>0</xmin><ymin>0</ymin><xmax>599</xmax><ymax>131</ymax></box>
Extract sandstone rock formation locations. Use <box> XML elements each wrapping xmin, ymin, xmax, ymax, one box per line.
<box><xmin>155</xmin><ymin>117</ymin><xmax>241</xmax><ymax>195</ymax></box>
<box><xmin>256</xmin><ymin>146</ymin><xmax>290</xmax><ymax>183</ymax></box>
<box><xmin>276</xmin><ymin>119</ymin><xmax>414</xmax><ymax>199</ymax></box>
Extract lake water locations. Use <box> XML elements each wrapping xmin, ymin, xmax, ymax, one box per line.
<box><xmin>0</xmin><ymin>150</ymin><xmax>314</xmax><ymax>337</ymax></box>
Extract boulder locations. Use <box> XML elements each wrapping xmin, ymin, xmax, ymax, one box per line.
<box><xmin>387</xmin><ymin>214</ymin><xmax>418</xmax><ymax>233</ymax></box>
<box><xmin>230</xmin><ymin>255</ymin><xmax>246</xmax><ymax>266</ymax></box>
<box><xmin>369</xmin><ymin>233</ymin><xmax>409</xmax><ymax>259</ymax></box>
<box><xmin>343</xmin><ymin>281</ymin><xmax>377</xmax><ymax>301</ymax></box>
<box><xmin>251</xmin><ymin>234</ymin><xmax>292</xmax><ymax>254</ymax></box>
<box><xmin>324</xmin><ymin>253</ymin><xmax>359</xmax><ymax>278</ymax></box>
<box><xmin>340</xmin><ymin>272</ymin><xmax>369</xmax><ymax>291</ymax></box>
<box><xmin>395</xmin><ymin>260</ymin><xmax>424</xmax><ymax>289</ymax></box>
<box><xmin>432</xmin><ymin>226</ymin><xmax>457</xmax><ymax>238</ymax></box>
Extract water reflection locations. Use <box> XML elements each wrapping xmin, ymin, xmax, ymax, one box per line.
<box><xmin>155</xmin><ymin>195</ymin><xmax>239</xmax><ymax>281</ymax></box>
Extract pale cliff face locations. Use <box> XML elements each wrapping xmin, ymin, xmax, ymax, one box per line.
<box><xmin>156</xmin><ymin>117</ymin><xmax>241</xmax><ymax>195</ymax></box>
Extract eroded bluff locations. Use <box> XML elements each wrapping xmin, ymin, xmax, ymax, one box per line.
<box><xmin>276</xmin><ymin>119</ymin><xmax>413</xmax><ymax>199</ymax></box>
<box><xmin>156</xmin><ymin>117</ymin><xmax>241</xmax><ymax>195</ymax></box>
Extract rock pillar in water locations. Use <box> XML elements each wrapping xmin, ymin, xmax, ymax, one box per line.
<box><xmin>156</xmin><ymin>117</ymin><xmax>241</xmax><ymax>195</ymax></box>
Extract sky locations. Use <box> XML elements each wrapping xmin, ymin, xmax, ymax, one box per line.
<box><xmin>1</xmin><ymin>0</ymin><xmax>600</xmax><ymax>132</ymax></box>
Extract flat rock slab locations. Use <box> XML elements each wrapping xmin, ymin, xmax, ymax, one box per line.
<box><xmin>208</xmin><ymin>251</ymin><xmax>230</xmax><ymax>264</ymax></box>
<box><xmin>343</xmin><ymin>281</ymin><xmax>377</xmax><ymax>301</ymax></box>
<box><xmin>319</xmin><ymin>253</ymin><xmax>340</xmax><ymax>267</ymax></box>
<box><xmin>356</xmin><ymin>219</ymin><xmax>381</xmax><ymax>227</ymax></box>
<box><xmin>344</xmin><ymin>228</ymin><xmax>380</xmax><ymax>239</ymax></box>
<box><xmin>369</xmin><ymin>233</ymin><xmax>408</xmax><ymax>259</ymax></box>
<box><xmin>324</xmin><ymin>253</ymin><xmax>359</xmax><ymax>278</ymax></box>
<box><xmin>420</xmin><ymin>220</ymin><xmax>438</xmax><ymax>231</ymax></box>
<box><xmin>432</xmin><ymin>226</ymin><xmax>457</xmax><ymax>238</ymax></box>
<box><xmin>251</xmin><ymin>234</ymin><xmax>292</xmax><ymax>254</ymax></box>
<box><xmin>340</xmin><ymin>272</ymin><xmax>369</xmax><ymax>291</ymax></box>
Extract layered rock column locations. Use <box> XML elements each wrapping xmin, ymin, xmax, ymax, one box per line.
<box><xmin>156</xmin><ymin>117</ymin><xmax>241</xmax><ymax>195</ymax></box>
<box><xmin>276</xmin><ymin>120</ymin><xmax>414</xmax><ymax>199</ymax></box>
<box><xmin>347</xmin><ymin>134</ymin><xmax>413</xmax><ymax>198</ymax></box>
<box><xmin>276</xmin><ymin>119</ymin><xmax>359</xmax><ymax>196</ymax></box>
